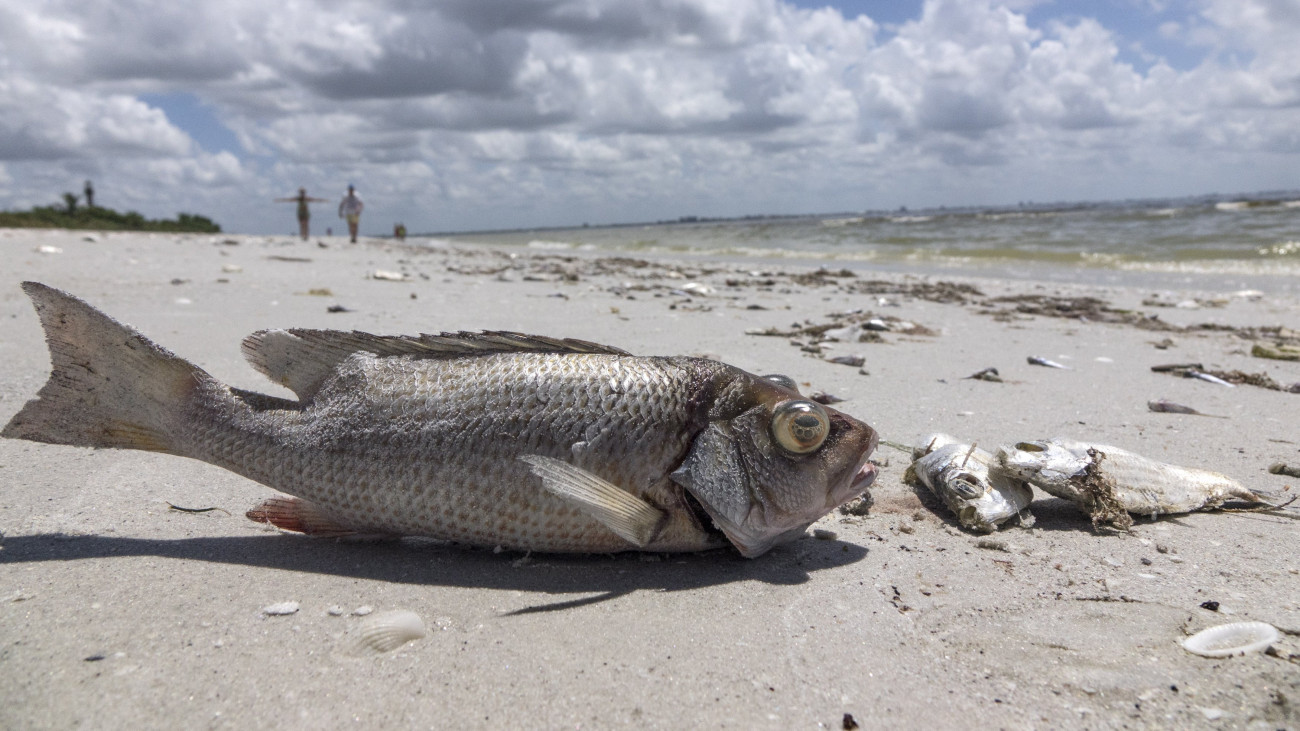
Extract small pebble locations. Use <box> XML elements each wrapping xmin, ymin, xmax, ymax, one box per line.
<box><xmin>353</xmin><ymin>605</ymin><xmax>374</xmax><ymax>616</ymax></box>
<box><xmin>262</xmin><ymin>601</ymin><xmax>300</xmax><ymax>616</ymax></box>
<box><xmin>327</xmin><ymin>606</ymin><xmax>345</xmax><ymax>616</ymax></box>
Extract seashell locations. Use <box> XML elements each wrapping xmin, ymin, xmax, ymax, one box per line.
<box><xmin>1181</xmin><ymin>621</ymin><xmax>1279</xmax><ymax>658</ymax></box>
<box><xmin>349</xmin><ymin>610</ymin><xmax>427</xmax><ymax>656</ymax></box>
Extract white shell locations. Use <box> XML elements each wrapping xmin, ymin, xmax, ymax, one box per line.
<box><xmin>1181</xmin><ymin>622</ymin><xmax>1279</xmax><ymax>658</ymax></box>
<box><xmin>349</xmin><ymin>610</ymin><xmax>427</xmax><ymax>655</ymax></box>
<box><xmin>261</xmin><ymin>601</ymin><xmax>300</xmax><ymax>616</ymax></box>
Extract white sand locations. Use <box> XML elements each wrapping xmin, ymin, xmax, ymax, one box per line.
<box><xmin>1</xmin><ymin>228</ymin><xmax>1297</xmax><ymax>729</ymax></box>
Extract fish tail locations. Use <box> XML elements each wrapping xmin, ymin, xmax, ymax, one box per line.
<box><xmin>2</xmin><ymin>282</ymin><xmax>210</xmax><ymax>453</ymax></box>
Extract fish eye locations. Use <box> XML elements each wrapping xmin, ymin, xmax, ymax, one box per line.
<box><xmin>762</xmin><ymin>374</ymin><xmax>799</xmax><ymax>392</ymax></box>
<box><xmin>771</xmin><ymin>400</ymin><xmax>829</xmax><ymax>454</ymax></box>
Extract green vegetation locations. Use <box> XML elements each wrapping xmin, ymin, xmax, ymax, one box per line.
<box><xmin>0</xmin><ymin>197</ymin><xmax>221</xmax><ymax>233</ymax></box>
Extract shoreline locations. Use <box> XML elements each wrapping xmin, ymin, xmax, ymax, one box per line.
<box><xmin>2</xmin><ymin>228</ymin><xmax>1298</xmax><ymax>729</ymax></box>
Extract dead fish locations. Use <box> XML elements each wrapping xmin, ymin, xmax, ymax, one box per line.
<box><xmin>996</xmin><ymin>438</ymin><xmax>1280</xmax><ymax>529</ymax></box>
<box><xmin>904</xmin><ymin>434</ymin><xmax>1034</xmax><ymax>533</ymax></box>
<box><xmin>1184</xmin><ymin>370</ymin><xmax>1235</xmax><ymax>387</ymax></box>
<box><xmin>1147</xmin><ymin>399</ymin><xmax>1225</xmax><ymax>418</ymax></box>
<box><xmin>3</xmin><ymin>283</ymin><xmax>878</xmax><ymax>558</ymax></box>
<box><xmin>1027</xmin><ymin>356</ymin><xmax>1070</xmax><ymax>369</ymax></box>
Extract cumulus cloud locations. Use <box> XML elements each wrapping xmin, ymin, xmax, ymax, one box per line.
<box><xmin>0</xmin><ymin>0</ymin><xmax>1297</xmax><ymax>232</ymax></box>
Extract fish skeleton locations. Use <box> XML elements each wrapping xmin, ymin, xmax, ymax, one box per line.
<box><xmin>996</xmin><ymin>438</ymin><xmax>1277</xmax><ymax>529</ymax></box>
<box><xmin>2</xmin><ymin>283</ymin><xmax>879</xmax><ymax>557</ymax></box>
<box><xmin>904</xmin><ymin>434</ymin><xmax>1034</xmax><ymax>533</ymax></box>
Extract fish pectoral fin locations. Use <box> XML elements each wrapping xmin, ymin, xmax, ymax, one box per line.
<box><xmin>246</xmin><ymin>496</ymin><xmax>359</xmax><ymax>538</ymax></box>
<box><xmin>519</xmin><ymin>455</ymin><xmax>665</xmax><ymax>547</ymax></box>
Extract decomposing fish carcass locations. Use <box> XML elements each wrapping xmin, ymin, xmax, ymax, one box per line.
<box><xmin>3</xmin><ymin>283</ymin><xmax>879</xmax><ymax>558</ymax></box>
<box><xmin>904</xmin><ymin>434</ymin><xmax>1034</xmax><ymax>532</ymax></box>
<box><xmin>996</xmin><ymin>438</ymin><xmax>1283</xmax><ymax>529</ymax></box>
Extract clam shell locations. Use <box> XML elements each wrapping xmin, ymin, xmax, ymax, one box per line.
<box><xmin>348</xmin><ymin>610</ymin><xmax>427</xmax><ymax>655</ymax></box>
<box><xmin>1181</xmin><ymin>621</ymin><xmax>1279</xmax><ymax>658</ymax></box>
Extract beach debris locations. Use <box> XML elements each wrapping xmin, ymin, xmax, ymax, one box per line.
<box><xmin>301</xmin><ymin>288</ymin><xmax>334</xmax><ymax>297</ymax></box>
<box><xmin>1027</xmin><ymin>356</ymin><xmax>1070</xmax><ymax>369</ymax></box>
<box><xmin>36</xmin><ymin>245</ymin><xmax>63</xmax><ymax>254</ymax></box>
<box><xmin>964</xmin><ymin>367</ymin><xmax>1002</xmax><ymax>382</ymax></box>
<box><xmin>267</xmin><ymin>255</ymin><xmax>313</xmax><ymax>263</ymax></box>
<box><xmin>678</xmin><ymin>282</ymin><xmax>713</xmax><ymax>296</ymax></box>
<box><xmin>348</xmin><ymin>610</ymin><xmax>427</xmax><ymax>656</ymax></box>
<box><xmin>3</xmin><ymin>282</ymin><xmax>878</xmax><ymax>559</ymax></box>
<box><xmin>996</xmin><ymin>438</ymin><xmax>1285</xmax><ymax>529</ymax></box>
<box><xmin>327</xmin><ymin>606</ymin><xmax>345</xmax><ymax>616</ymax></box>
<box><xmin>1147</xmin><ymin>399</ymin><xmax>1224</xmax><ymax>418</ymax></box>
<box><xmin>827</xmin><ymin>354</ymin><xmax>866</xmax><ymax>367</ymax></box>
<box><xmin>1200</xmin><ymin>600</ymin><xmax>1220</xmax><ymax>611</ymax></box>
<box><xmin>1181</xmin><ymin>622</ymin><xmax>1280</xmax><ymax>658</ymax></box>
<box><xmin>261</xmin><ymin>601</ymin><xmax>300</xmax><ymax>616</ymax></box>
<box><xmin>1269</xmin><ymin>463</ymin><xmax>1300</xmax><ymax>478</ymax></box>
<box><xmin>904</xmin><ymin>434</ymin><xmax>1034</xmax><ymax>533</ymax></box>
<box><xmin>1149</xmin><ymin>338</ymin><xmax>1175</xmax><ymax>349</ymax></box>
<box><xmin>842</xmin><ymin>713</ymin><xmax>860</xmax><ymax>730</ymax></box>
<box><xmin>809</xmin><ymin>390</ymin><xmax>846</xmax><ymax>405</ymax></box>
<box><xmin>370</xmin><ymin>269</ymin><xmax>408</xmax><ymax>281</ymax></box>
<box><xmin>1252</xmin><ymin>343</ymin><xmax>1300</xmax><ymax>361</ymax></box>
<box><xmin>221</xmin><ymin>264</ymin><xmax>243</xmax><ymax>273</ymax></box>
<box><xmin>1153</xmin><ymin>364</ymin><xmax>1292</xmax><ymax>392</ymax></box>
<box><xmin>165</xmin><ymin>502</ymin><xmax>231</xmax><ymax>515</ymax></box>
<box><xmin>326</xmin><ymin>305</ymin><xmax>353</xmax><ymax>313</ymax></box>
<box><xmin>353</xmin><ymin>605</ymin><xmax>374</xmax><ymax>616</ymax></box>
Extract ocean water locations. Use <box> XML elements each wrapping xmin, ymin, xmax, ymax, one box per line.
<box><xmin>445</xmin><ymin>192</ymin><xmax>1300</xmax><ymax>295</ymax></box>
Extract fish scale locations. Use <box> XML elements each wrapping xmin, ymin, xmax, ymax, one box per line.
<box><xmin>189</xmin><ymin>353</ymin><xmax>707</xmax><ymax>551</ymax></box>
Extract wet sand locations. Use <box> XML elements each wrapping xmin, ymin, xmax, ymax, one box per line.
<box><xmin>2</xmin><ymin>228</ymin><xmax>1298</xmax><ymax>729</ymax></box>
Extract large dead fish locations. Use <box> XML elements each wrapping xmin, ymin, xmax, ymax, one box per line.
<box><xmin>996</xmin><ymin>438</ymin><xmax>1282</xmax><ymax>529</ymax></box>
<box><xmin>904</xmin><ymin>434</ymin><xmax>1034</xmax><ymax>532</ymax></box>
<box><xmin>2</xmin><ymin>282</ymin><xmax>878</xmax><ymax>557</ymax></box>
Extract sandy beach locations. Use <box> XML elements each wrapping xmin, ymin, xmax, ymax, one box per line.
<box><xmin>2</xmin><ymin>228</ymin><xmax>1298</xmax><ymax>729</ymax></box>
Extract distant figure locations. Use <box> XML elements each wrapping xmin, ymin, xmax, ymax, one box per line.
<box><xmin>338</xmin><ymin>185</ymin><xmax>364</xmax><ymax>243</ymax></box>
<box><xmin>275</xmin><ymin>188</ymin><xmax>329</xmax><ymax>240</ymax></box>
<box><xmin>394</xmin><ymin>222</ymin><xmax>406</xmax><ymax>241</ymax></box>
<box><xmin>84</xmin><ymin>180</ymin><xmax>95</xmax><ymax>209</ymax></box>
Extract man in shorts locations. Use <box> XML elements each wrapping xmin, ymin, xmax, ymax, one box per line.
<box><xmin>338</xmin><ymin>185</ymin><xmax>364</xmax><ymax>243</ymax></box>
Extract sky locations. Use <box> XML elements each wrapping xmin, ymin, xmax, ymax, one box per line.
<box><xmin>1</xmin><ymin>0</ymin><xmax>1298</xmax><ymax>235</ymax></box>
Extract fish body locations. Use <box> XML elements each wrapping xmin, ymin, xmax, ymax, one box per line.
<box><xmin>996</xmin><ymin>438</ymin><xmax>1270</xmax><ymax>527</ymax></box>
<box><xmin>3</xmin><ymin>283</ymin><xmax>878</xmax><ymax>558</ymax></box>
<box><xmin>905</xmin><ymin>434</ymin><xmax>1034</xmax><ymax>532</ymax></box>
<box><xmin>1027</xmin><ymin>356</ymin><xmax>1070</xmax><ymax>369</ymax></box>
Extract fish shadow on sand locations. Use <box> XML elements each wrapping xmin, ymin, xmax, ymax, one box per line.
<box><xmin>0</xmin><ymin>532</ymin><xmax>869</xmax><ymax>613</ymax></box>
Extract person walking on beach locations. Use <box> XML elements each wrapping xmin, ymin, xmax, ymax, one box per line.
<box><xmin>275</xmin><ymin>188</ymin><xmax>329</xmax><ymax>240</ymax></box>
<box><xmin>83</xmin><ymin>180</ymin><xmax>95</xmax><ymax>209</ymax></box>
<box><xmin>338</xmin><ymin>185</ymin><xmax>364</xmax><ymax>243</ymax></box>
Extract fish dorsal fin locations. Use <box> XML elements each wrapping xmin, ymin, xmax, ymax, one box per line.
<box><xmin>241</xmin><ymin>328</ymin><xmax>630</xmax><ymax>401</ymax></box>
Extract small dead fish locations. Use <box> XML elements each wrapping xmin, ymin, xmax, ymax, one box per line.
<box><xmin>1184</xmin><ymin>370</ymin><xmax>1235</xmax><ymax>387</ymax></box>
<box><xmin>1147</xmin><ymin>399</ymin><xmax>1225</xmax><ymax>418</ymax></box>
<box><xmin>3</xmin><ymin>283</ymin><xmax>879</xmax><ymax>558</ymax></box>
<box><xmin>997</xmin><ymin>438</ymin><xmax>1280</xmax><ymax>529</ymax></box>
<box><xmin>1027</xmin><ymin>356</ymin><xmax>1070</xmax><ymax>369</ymax></box>
<box><xmin>964</xmin><ymin>367</ymin><xmax>1002</xmax><ymax>382</ymax></box>
<box><xmin>904</xmin><ymin>434</ymin><xmax>1034</xmax><ymax>533</ymax></box>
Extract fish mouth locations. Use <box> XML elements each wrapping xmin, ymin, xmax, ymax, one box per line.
<box><xmin>850</xmin><ymin>461</ymin><xmax>878</xmax><ymax>492</ymax></box>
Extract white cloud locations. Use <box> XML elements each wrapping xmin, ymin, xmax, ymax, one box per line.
<box><xmin>0</xmin><ymin>0</ymin><xmax>1297</xmax><ymax>232</ymax></box>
